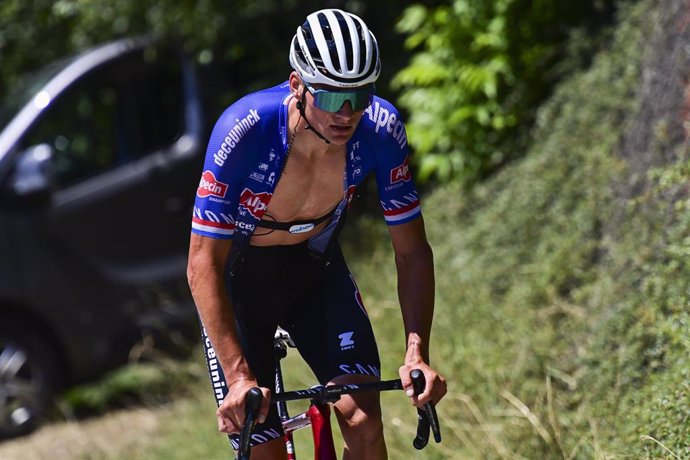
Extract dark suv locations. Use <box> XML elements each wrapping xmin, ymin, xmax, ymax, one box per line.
<box><xmin>0</xmin><ymin>38</ymin><xmax>207</xmax><ymax>438</ymax></box>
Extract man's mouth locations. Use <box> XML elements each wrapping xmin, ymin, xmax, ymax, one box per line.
<box><xmin>330</xmin><ymin>124</ymin><xmax>352</xmax><ymax>134</ymax></box>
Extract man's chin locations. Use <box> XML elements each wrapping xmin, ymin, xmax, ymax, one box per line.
<box><xmin>326</xmin><ymin>125</ymin><xmax>355</xmax><ymax>144</ymax></box>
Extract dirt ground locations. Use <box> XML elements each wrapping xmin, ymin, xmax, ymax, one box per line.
<box><xmin>0</xmin><ymin>406</ymin><xmax>164</xmax><ymax>460</ymax></box>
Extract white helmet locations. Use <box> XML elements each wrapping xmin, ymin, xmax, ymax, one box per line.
<box><xmin>289</xmin><ymin>9</ymin><xmax>381</xmax><ymax>88</ymax></box>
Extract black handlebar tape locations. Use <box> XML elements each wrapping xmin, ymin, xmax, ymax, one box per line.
<box><xmin>410</xmin><ymin>369</ymin><xmax>426</xmax><ymax>395</ymax></box>
<box><xmin>238</xmin><ymin>387</ymin><xmax>264</xmax><ymax>460</ymax></box>
<box><xmin>246</xmin><ymin>387</ymin><xmax>263</xmax><ymax>418</ymax></box>
<box><xmin>410</xmin><ymin>369</ymin><xmax>442</xmax><ymax>447</ymax></box>
<box><xmin>427</xmin><ymin>400</ymin><xmax>442</xmax><ymax>443</ymax></box>
<box><xmin>410</xmin><ymin>370</ymin><xmax>430</xmax><ymax>449</ymax></box>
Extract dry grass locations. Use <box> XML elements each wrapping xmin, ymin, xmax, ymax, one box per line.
<box><xmin>0</xmin><ymin>406</ymin><xmax>164</xmax><ymax>460</ymax></box>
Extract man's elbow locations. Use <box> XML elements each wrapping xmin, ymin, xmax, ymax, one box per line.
<box><xmin>187</xmin><ymin>245</ymin><xmax>211</xmax><ymax>292</ymax></box>
<box><xmin>395</xmin><ymin>241</ymin><xmax>433</xmax><ymax>267</ymax></box>
<box><xmin>187</xmin><ymin>236</ymin><xmax>231</xmax><ymax>291</ymax></box>
<box><xmin>186</xmin><ymin>253</ymin><xmax>200</xmax><ymax>292</ymax></box>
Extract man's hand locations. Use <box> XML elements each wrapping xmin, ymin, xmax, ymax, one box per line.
<box><xmin>399</xmin><ymin>348</ymin><xmax>447</xmax><ymax>408</ymax></box>
<box><xmin>216</xmin><ymin>380</ymin><xmax>272</xmax><ymax>434</ymax></box>
<box><xmin>399</xmin><ymin>362</ymin><xmax>446</xmax><ymax>407</ymax></box>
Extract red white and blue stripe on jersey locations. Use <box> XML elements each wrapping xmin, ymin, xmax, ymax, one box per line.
<box><xmin>381</xmin><ymin>193</ymin><xmax>421</xmax><ymax>224</ymax></box>
<box><xmin>191</xmin><ymin>81</ymin><xmax>421</xmax><ymax>241</ymax></box>
<box><xmin>191</xmin><ymin>215</ymin><xmax>235</xmax><ymax>237</ymax></box>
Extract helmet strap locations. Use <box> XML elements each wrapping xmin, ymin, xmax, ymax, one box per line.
<box><xmin>297</xmin><ymin>88</ymin><xmax>331</xmax><ymax>145</ymax></box>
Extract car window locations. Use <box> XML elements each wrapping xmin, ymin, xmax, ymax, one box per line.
<box><xmin>19</xmin><ymin>48</ymin><xmax>184</xmax><ymax>189</ymax></box>
<box><xmin>0</xmin><ymin>57</ymin><xmax>73</xmax><ymax>129</ymax></box>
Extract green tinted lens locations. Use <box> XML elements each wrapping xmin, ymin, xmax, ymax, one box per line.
<box><xmin>309</xmin><ymin>85</ymin><xmax>374</xmax><ymax>112</ymax></box>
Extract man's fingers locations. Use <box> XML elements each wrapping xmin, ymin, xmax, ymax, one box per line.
<box><xmin>398</xmin><ymin>365</ymin><xmax>416</xmax><ymax>400</ymax></box>
<box><xmin>258</xmin><ymin>388</ymin><xmax>271</xmax><ymax>424</ymax></box>
<box><xmin>217</xmin><ymin>413</ymin><xmax>239</xmax><ymax>434</ymax></box>
<box><xmin>398</xmin><ymin>365</ymin><xmax>413</xmax><ymax>390</ymax></box>
<box><xmin>217</xmin><ymin>404</ymin><xmax>244</xmax><ymax>434</ymax></box>
<box><xmin>423</xmin><ymin>373</ymin><xmax>447</xmax><ymax>406</ymax></box>
<box><xmin>400</xmin><ymin>364</ymin><xmax>448</xmax><ymax>407</ymax></box>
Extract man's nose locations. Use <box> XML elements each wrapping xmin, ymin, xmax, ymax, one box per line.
<box><xmin>336</xmin><ymin>100</ymin><xmax>354</xmax><ymax>116</ymax></box>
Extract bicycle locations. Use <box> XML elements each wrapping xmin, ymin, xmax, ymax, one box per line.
<box><xmin>236</xmin><ymin>328</ymin><xmax>442</xmax><ymax>459</ymax></box>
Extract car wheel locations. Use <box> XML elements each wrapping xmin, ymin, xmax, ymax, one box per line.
<box><xmin>0</xmin><ymin>320</ymin><xmax>60</xmax><ymax>439</ymax></box>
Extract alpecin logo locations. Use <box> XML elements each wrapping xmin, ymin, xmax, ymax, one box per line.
<box><xmin>390</xmin><ymin>156</ymin><xmax>411</xmax><ymax>184</ymax></box>
<box><xmin>239</xmin><ymin>188</ymin><xmax>271</xmax><ymax>218</ymax></box>
<box><xmin>197</xmin><ymin>171</ymin><xmax>228</xmax><ymax>198</ymax></box>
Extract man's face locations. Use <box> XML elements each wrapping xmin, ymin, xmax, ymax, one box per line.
<box><xmin>299</xmin><ymin>80</ymin><xmax>373</xmax><ymax>145</ymax></box>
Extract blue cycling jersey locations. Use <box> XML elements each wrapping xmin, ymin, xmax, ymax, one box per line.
<box><xmin>191</xmin><ymin>81</ymin><xmax>421</xmax><ymax>251</ymax></box>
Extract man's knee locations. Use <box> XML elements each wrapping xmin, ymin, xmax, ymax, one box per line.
<box><xmin>333</xmin><ymin>394</ymin><xmax>384</xmax><ymax>446</ymax></box>
<box><xmin>330</xmin><ymin>374</ymin><xmax>384</xmax><ymax>434</ymax></box>
<box><xmin>329</xmin><ymin>375</ymin><xmax>388</xmax><ymax>458</ymax></box>
<box><xmin>247</xmin><ymin>437</ymin><xmax>288</xmax><ymax>460</ymax></box>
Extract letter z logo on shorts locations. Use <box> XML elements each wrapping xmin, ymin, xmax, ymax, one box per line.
<box><xmin>390</xmin><ymin>156</ymin><xmax>411</xmax><ymax>184</ymax></box>
<box><xmin>239</xmin><ymin>188</ymin><xmax>271</xmax><ymax>218</ymax></box>
<box><xmin>197</xmin><ymin>171</ymin><xmax>228</xmax><ymax>198</ymax></box>
<box><xmin>338</xmin><ymin>332</ymin><xmax>355</xmax><ymax>351</ymax></box>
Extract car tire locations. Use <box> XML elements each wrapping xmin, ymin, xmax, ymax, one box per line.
<box><xmin>0</xmin><ymin>319</ymin><xmax>61</xmax><ymax>440</ymax></box>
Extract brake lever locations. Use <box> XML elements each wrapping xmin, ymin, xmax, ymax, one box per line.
<box><xmin>410</xmin><ymin>369</ymin><xmax>442</xmax><ymax>449</ymax></box>
<box><xmin>237</xmin><ymin>387</ymin><xmax>264</xmax><ymax>460</ymax></box>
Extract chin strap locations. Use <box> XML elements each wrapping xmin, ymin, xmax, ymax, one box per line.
<box><xmin>296</xmin><ymin>89</ymin><xmax>331</xmax><ymax>145</ymax></box>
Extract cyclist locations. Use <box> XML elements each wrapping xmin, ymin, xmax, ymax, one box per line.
<box><xmin>187</xmin><ymin>8</ymin><xmax>447</xmax><ymax>459</ymax></box>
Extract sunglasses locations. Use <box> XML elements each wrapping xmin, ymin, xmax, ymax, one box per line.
<box><xmin>303</xmin><ymin>82</ymin><xmax>375</xmax><ymax>113</ymax></box>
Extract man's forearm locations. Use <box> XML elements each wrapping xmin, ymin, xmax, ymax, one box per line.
<box><xmin>188</xmin><ymin>252</ymin><xmax>254</xmax><ymax>384</ymax></box>
<box><xmin>395</xmin><ymin>241</ymin><xmax>435</xmax><ymax>362</ymax></box>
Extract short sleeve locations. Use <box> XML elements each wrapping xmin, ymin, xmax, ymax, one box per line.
<box><xmin>191</xmin><ymin>100</ymin><xmax>264</xmax><ymax>239</ymax></box>
<box><xmin>365</xmin><ymin>99</ymin><xmax>422</xmax><ymax>225</ymax></box>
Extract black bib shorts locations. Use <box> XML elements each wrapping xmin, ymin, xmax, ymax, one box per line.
<box><xmin>200</xmin><ymin>241</ymin><xmax>381</xmax><ymax>449</ymax></box>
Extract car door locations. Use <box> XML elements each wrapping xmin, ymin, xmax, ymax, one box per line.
<box><xmin>7</xmin><ymin>46</ymin><xmax>203</xmax><ymax>353</ymax></box>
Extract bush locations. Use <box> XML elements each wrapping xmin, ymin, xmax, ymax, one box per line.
<box><xmin>393</xmin><ymin>0</ymin><xmax>618</xmax><ymax>184</ymax></box>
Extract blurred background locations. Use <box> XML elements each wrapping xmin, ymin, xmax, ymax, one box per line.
<box><xmin>1</xmin><ymin>0</ymin><xmax>689</xmax><ymax>458</ymax></box>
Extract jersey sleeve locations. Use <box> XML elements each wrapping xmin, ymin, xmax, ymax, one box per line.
<box><xmin>191</xmin><ymin>98</ymin><xmax>264</xmax><ymax>239</ymax></box>
<box><xmin>366</xmin><ymin>99</ymin><xmax>422</xmax><ymax>225</ymax></box>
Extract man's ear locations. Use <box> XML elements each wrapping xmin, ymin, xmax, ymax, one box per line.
<box><xmin>289</xmin><ymin>72</ymin><xmax>302</xmax><ymax>97</ymax></box>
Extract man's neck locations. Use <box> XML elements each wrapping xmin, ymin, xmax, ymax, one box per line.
<box><xmin>288</xmin><ymin>99</ymin><xmax>341</xmax><ymax>160</ymax></box>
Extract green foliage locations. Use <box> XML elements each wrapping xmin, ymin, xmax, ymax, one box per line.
<box><xmin>393</xmin><ymin>0</ymin><xmax>617</xmax><ymax>184</ymax></box>
<box><xmin>577</xmin><ymin>153</ymin><xmax>690</xmax><ymax>457</ymax></box>
<box><xmin>0</xmin><ymin>0</ymin><xmax>419</xmax><ymax>118</ymax></box>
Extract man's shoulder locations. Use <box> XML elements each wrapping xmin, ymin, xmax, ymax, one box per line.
<box><xmin>357</xmin><ymin>96</ymin><xmax>408</xmax><ymax>153</ymax></box>
<box><xmin>205</xmin><ymin>82</ymin><xmax>289</xmax><ymax>169</ymax></box>
<box><xmin>216</xmin><ymin>82</ymin><xmax>290</xmax><ymax>127</ymax></box>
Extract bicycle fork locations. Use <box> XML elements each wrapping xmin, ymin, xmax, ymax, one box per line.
<box><xmin>307</xmin><ymin>403</ymin><xmax>337</xmax><ymax>459</ymax></box>
<box><xmin>274</xmin><ymin>339</ymin><xmax>338</xmax><ymax>460</ymax></box>
<box><xmin>274</xmin><ymin>343</ymin><xmax>298</xmax><ymax>460</ymax></box>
